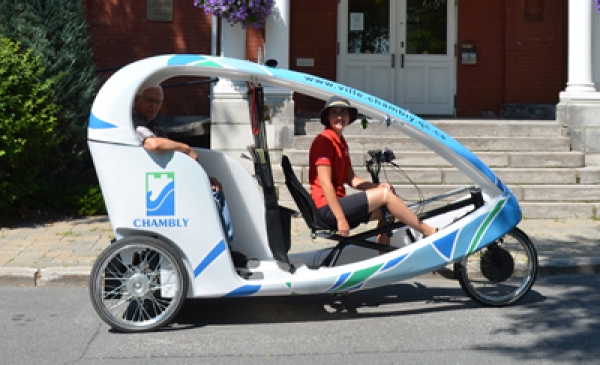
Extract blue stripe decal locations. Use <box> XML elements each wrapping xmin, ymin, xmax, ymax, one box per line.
<box><xmin>329</xmin><ymin>272</ymin><xmax>351</xmax><ymax>292</ymax></box>
<box><xmin>224</xmin><ymin>284</ymin><xmax>262</xmax><ymax>297</ymax></box>
<box><xmin>431</xmin><ymin>230</ymin><xmax>459</xmax><ymax>262</ymax></box>
<box><xmin>88</xmin><ymin>114</ymin><xmax>117</xmax><ymax>129</ymax></box>
<box><xmin>346</xmin><ymin>283</ymin><xmax>363</xmax><ymax>291</ymax></box>
<box><xmin>382</xmin><ymin>253</ymin><xmax>408</xmax><ymax>271</ymax></box>
<box><xmin>167</xmin><ymin>54</ymin><xmax>206</xmax><ymax>66</ymax></box>
<box><xmin>193</xmin><ymin>239</ymin><xmax>227</xmax><ymax>278</ymax></box>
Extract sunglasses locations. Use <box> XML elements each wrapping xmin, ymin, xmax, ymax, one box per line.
<box><xmin>329</xmin><ymin>108</ymin><xmax>350</xmax><ymax>117</ymax></box>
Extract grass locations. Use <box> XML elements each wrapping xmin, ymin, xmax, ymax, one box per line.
<box><xmin>57</xmin><ymin>231</ymin><xmax>82</xmax><ymax>238</ymax></box>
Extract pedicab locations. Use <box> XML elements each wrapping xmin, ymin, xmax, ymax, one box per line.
<box><xmin>87</xmin><ymin>54</ymin><xmax>538</xmax><ymax>333</ymax></box>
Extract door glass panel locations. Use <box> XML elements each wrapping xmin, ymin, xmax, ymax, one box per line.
<box><xmin>347</xmin><ymin>0</ymin><xmax>390</xmax><ymax>54</ymax></box>
<box><xmin>406</xmin><ymin>0</ymin><xmax>447</xmax><ymax>54</ymax></box>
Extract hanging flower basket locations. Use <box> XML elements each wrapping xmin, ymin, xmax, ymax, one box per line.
<box><xmin>193</xmin><ymin>0</ymin><xmax>274</xmax><ymax>29</ymax></box>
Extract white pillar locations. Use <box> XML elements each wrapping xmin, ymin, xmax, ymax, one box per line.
<box><xmin>211</xmin><ymin>3</ymin><xmax>295</xmax><ymax>157</ymax></box>
<box><xmin>557</xmin><ymin>1</ymin><xmax>600</xmax><ymax>162</ymax></box>
<box><xmin>213</xmin><ymin>22</ymin><xmax>247</xmax><ymax>94</ymax></box>
<box><xmin>265</xmin><ymin>0</ymin><xmax>290</xmax><ymax>69</ymax></box>
<box><xmin>211</xmin><ymin>21</ymin><xmax>252</xmax><ymax>154</ymax></box>
<box><xmin>564</xmin><ymin>0</ymin><xmax>596</xmax><ymax>93</ymax></box>
<box><xmin>594</xmin><ymin>5</ymin><xmax>600</xmax><ymax>90</ymax></box>
<box><xmin>263</xmin><ymin>0</ymin><xmax>295</xmax><ymax>152</ymax></box>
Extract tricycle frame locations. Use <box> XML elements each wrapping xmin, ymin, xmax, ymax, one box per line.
<box><xmin>87</xmin><ymin>54</ymin><xmax>537</xmax><ymax>332</ymax></box>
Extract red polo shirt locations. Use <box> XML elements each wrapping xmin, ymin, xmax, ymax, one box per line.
<box><xmin>309</xmin><ymin>128</ymin><xmax>351</xmax><ymax>209</ymax></box>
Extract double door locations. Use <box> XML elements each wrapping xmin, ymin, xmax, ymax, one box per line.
<box><xmin>338</xmin><ymin>0</ymin><xmax>456</xmax><ymax>115</ymax></box>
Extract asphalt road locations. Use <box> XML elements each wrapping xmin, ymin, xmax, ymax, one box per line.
<box><xmin>1</xmin><ymin>274</ymin><xmax>599</xmax><ymax>365</ymax></box>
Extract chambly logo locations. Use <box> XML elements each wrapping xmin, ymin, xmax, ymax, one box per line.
<box><xmin>133</xmin><ymin>172</ymin><xmax>190</xmax><ymax>228</ymax></box>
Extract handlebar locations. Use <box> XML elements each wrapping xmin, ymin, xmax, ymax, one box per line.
<box><xmin>366</xmin><ymin>148</ymin><xmax>396</xmax><ymax>184</ymax></box>
<box><xmin>367</xmin><ymin>149</ymin><xmax>396</xmax><ymax>164</ymax></box>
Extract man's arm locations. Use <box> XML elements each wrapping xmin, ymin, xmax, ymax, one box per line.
<box><xmin>143</xmin><ymin>136</ymin><xmax>198</xmax><ymax>161</ymax></box>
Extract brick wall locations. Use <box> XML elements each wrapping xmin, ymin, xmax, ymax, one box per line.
<box><xmin>456</xmin><ymin>1</ymin><xmax>506</xmax><ymax>117</ymax></box>
<box><xmin>503</xmin><ymin>0</ymin><xmax>567</xmax><ymax>104</ymax></box>
<box><xmin>85</xmin><ymin>0</ymin><xmax>214</xmax><ymax>116</ymax></box>
<box><xmin>246</xmin><ymin>27</ymin><xmax>266</xmax><ymax>63</ymax></box>
<box><xmin>456</xmin><ymin>0</ymin><xmax>567</xmax><ymax>117</ymax></box>
<box><xmin>289</xmin><ymin>0</ymin><xmax>339</xmax><ymax>115</ymax></box>
<box><xmin>85</xmin><ymin>0</ymin><xmax>567</xmax><ymax>118</ymax></box>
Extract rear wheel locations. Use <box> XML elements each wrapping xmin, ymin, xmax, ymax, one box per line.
<box><xmin>89</xmin><ymin>236</ymin><xmax>188</xmax><ymax>332</ymax></box>
<box><xmin>455</xmin><ymin>227</ymin><xmax>537</xmax><ymax>306</ymax></box>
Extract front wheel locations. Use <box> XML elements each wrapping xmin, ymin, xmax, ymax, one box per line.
<box><xmin>454</xmin><ymin>227</ymin><xmax>538</xmax><ymax>306</ymax></box>
<box><xmin>89</xmin><ymin>236</ymin><xmax>188</xmax><ymax>332</ymax></box>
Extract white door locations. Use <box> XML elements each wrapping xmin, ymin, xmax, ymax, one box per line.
<box><xmin>338</xmin><ymin>0</ymin><xmax>456</xmax><ymax>115</ymax></box>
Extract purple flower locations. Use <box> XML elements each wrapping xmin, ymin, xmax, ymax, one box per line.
<box><xmin>193</xmin><ymin>0</ymin><xmax>274</xmax><ymax>28</ymax></box>
<box><xmin>596</xmin><ymin>0</ymin><xmax>600</xmax><ymax>14</ymax></box>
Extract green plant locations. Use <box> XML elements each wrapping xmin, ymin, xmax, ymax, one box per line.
<box><xmin>0</xmin><ymin>0</ymin><xmax>99</xmax><ymax>174</ymax></box>
<box><xmin>75</xmin><ymin>185</ymin><xmax>107</xmax><ymax>217</ymax></box>
<box><xmin>0</xmin><ymin>1</ymin><xmax>104</xmax><ymax>220</ymax></box>
<box><xmin>0</xmin><ymin>35</ymin><xmax>62</xmax><ymax>214</ymax></box>
<box><xmin>57</xmin><ymin>230</ymin><xmax>81</xmax><ymax>237</ymax></box>
<box><xmin>41</xmin><ymin>181</ymin><xmax>107</xmax><ymax>217</ymax></box>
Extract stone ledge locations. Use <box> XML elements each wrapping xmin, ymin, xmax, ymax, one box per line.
<box><xmin>500</xmin><ymin>103</ymin><xmax>556</xmax><ymax>120</ymax></box>
<box><xmin>154</xmin><ymin>116</ymin><xmax>210</xmax><ymax>136</ymax></box>
<box><xmin>577</xmin><ymin>166</ymin><xmax>600</xmax><ymax>184</ymax></box>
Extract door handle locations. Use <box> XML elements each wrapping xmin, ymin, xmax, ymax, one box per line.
<box><xmin>391</xmin><ymin>53</ymin><xmax>395</xmax><ymax>68</ymax></box>
<box><xmin>401</xmin><ymin>54</ymin><xmax>405</xmax><ymax>68</ymax></box>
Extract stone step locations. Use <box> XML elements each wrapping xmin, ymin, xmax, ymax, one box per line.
<box><xmin>300</xmin><ymin>119</ymin><xmax>564</xmax><ymax>137</ymax></box>
<box><xmin>281</xmin><ymin>119</ymin><xmax>596</xmax><ymax>220</ymax></box>
<box><xmin>276</xmin><ymin>185</ymin><xmax>600</xmax><ymax>219</ymax></box>
<box><xmin>276</xmin><ymin>183</ymin><xmax>600</xmax><ymax>205</ymax></box>
<box><xmin>293</xmin><ymin>135</ymin><xmax>571</xmax><ymax>152</ymax></box>
<box><xmin>282</xmin><ymin>149</ymin><xmax>585</xmax><ymax>168</ymax></box>
<box><xmin>272</xmin><ymin>167</ymin><xmax>600</xmax><ymax>186</ymax></box>
<box><xmin>518</xmin><ymin>202</ymin><xmax>599</xmax><ymax>219</ymax></box>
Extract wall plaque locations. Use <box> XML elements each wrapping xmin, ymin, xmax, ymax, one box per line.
<box><xmin>296</xmin><ymin>58</ymin><xmax>315</xmax><ymax>67</ymax></box>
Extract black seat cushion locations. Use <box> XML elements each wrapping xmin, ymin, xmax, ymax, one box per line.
<box><xmin>281</xmin><ymin>155</ymin><xmax>334</xmax><ymax>231</ymax></box>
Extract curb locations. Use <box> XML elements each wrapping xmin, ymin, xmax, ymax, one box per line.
<box><xmin>0</xmin><ymin>267</ymin><xmax>92</xmax><ymax>287</ymax></box>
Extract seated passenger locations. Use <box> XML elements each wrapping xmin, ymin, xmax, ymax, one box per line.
<box><xmin>309</xmin><ymin>96</ymin><xmax>437</xmax><ymax>247</ymax></box>
<box><xmin>133</xmin><ymin>82</ymin><xmax>246</xmax><ymax>266</ymax></box>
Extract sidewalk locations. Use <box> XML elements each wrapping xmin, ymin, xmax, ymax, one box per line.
<box><xmin>0</xmin><ymin>216</ymin><xmax>599</xmax><ymax>286</ymax></box>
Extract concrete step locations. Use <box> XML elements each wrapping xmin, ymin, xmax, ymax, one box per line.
<box><xmin>300</xmin><ymin>119</ymin><xmax>564</xmax><ymax>137</ymax></box>
<box><xmin>294</xmin><ymin>135</ymin><xmax>571</xmax><ymax>152</ymax></box>
<box><xmin>282</xmin><ymin>149</ymin><xmax>585</xmax><ymax>168</ymax></box>
<box><xmin>276</xmin><ymin>185</ymin><xmax>600</xmax><ymax>219</ymax></box>
<box><xmin>271</xmin><ymin>165</ymin><xmax>599</xmax><ymax>186</ymax></box>
<box><xmin>277</xmin><ymin>182</ymin><xmax>600</xmax><ymax>203</ymax></box>
<box><xmin>281</xmin><ymin>118</ymin><xmax>597</xmax><ymax>220</ymax></box>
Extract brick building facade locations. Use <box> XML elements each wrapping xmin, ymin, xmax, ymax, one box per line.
<box><xmin>456</xmin><ymin>0</ymin><xmax>567</xmax><ymax>117</ymax></box>
<box><xmin>84</xmin><ymin>0</ymin><xmax>568</xmax><ymax>118</ymax></box>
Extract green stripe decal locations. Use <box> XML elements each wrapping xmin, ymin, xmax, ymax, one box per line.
<box><xmin>467</xmin><ymin>198</ymin><xmax>506</xmax><ymax>254</ymax></box>
<box><xmin>334</xmin><ymin>264</ymin><xmax>383</xmax><ymax>292</ymax></box>
<box><xmin>192</xmin><ymin>60</ymin><xmax>223</xmax><ymax>68</ymax></box>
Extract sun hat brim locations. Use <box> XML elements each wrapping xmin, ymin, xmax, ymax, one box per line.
<box><xmin>320</xmin><ymin>96</ymin><xmax>358</xmax><ymax>126</ymax></box>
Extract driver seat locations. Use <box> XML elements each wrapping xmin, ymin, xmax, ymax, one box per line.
<box><xmin>281</xmin><ymin>155</ymin><xmax>335</xmax><ymax>236</ymax></box>
<box><xmin>281</xmin><ymin>155</ymin><xmax>399</xmax><ymax>267</ymax></box>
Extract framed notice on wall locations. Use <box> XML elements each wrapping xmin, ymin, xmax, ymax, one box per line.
<box><xmin>147</xmin><ymin>0</ymin><xmax>173</xmax><ymax>21</ymax></box>
<box><xmin>350</xmin><ymin>13</ymin><xmax>364</xmax><ymax>31</ymax></box>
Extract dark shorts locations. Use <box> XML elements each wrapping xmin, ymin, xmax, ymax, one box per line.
<box><xmin>317</xmin><ymin>192</ymin><xmax>371</xmax><ymax>230</ymax></box>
